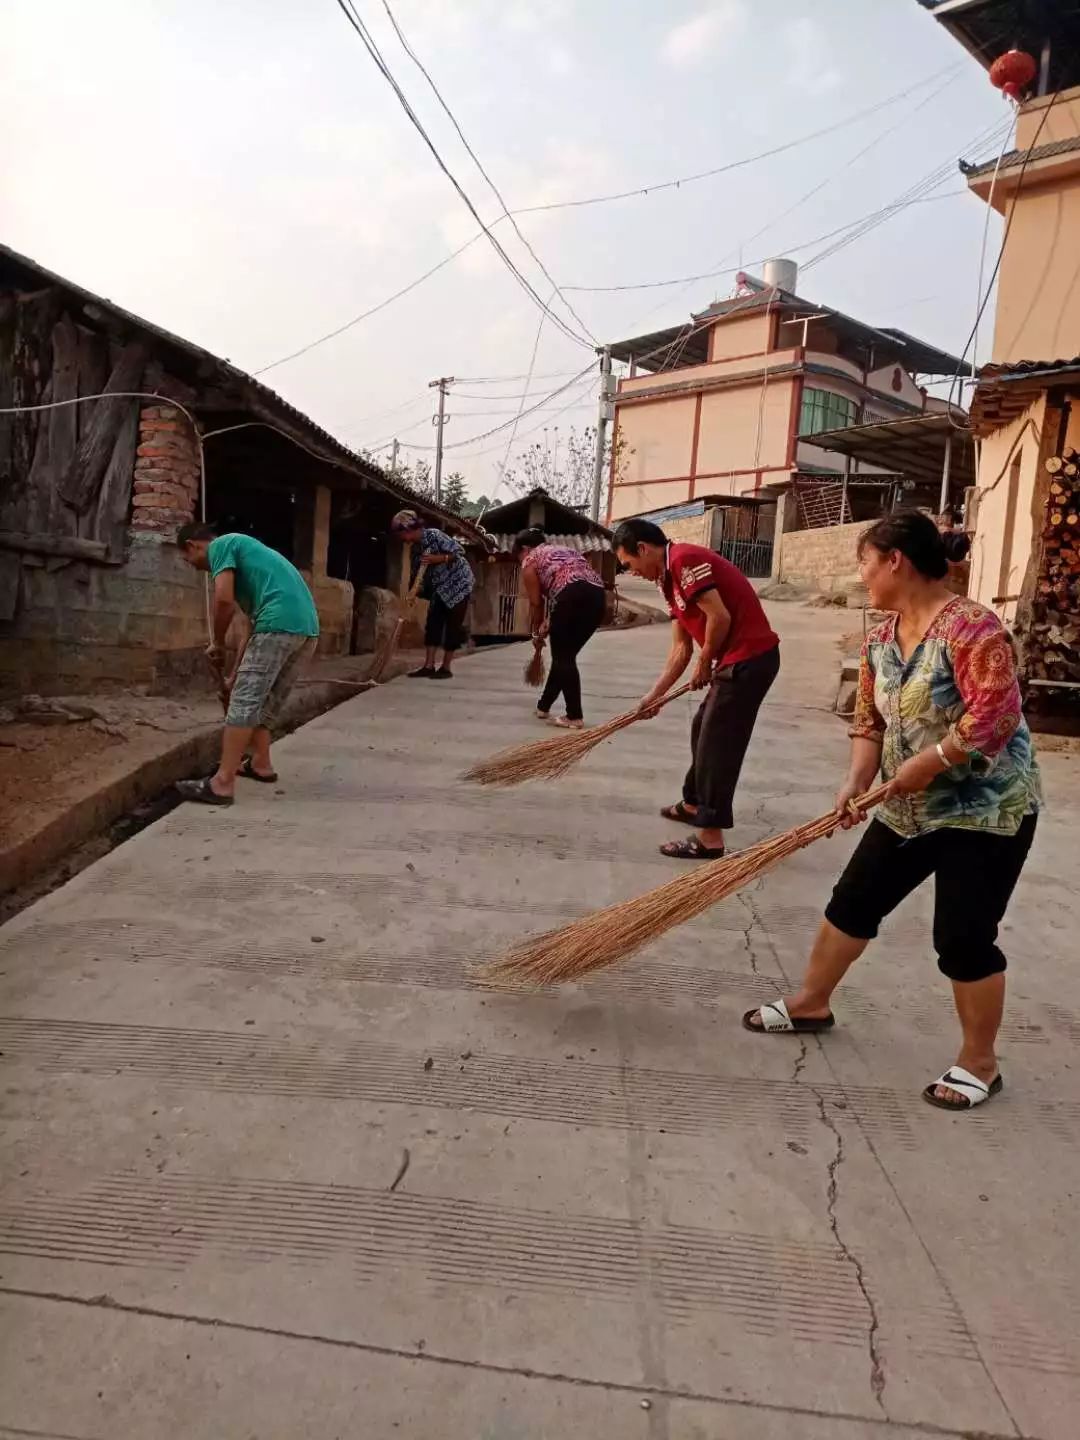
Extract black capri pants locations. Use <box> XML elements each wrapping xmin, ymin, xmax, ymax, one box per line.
<box><xmin>425</xmin><ymin>594</ymin><xmax>469</xmax><ymax>651</ymax></box>
<box><xmin>825</xmin><ymin>812</ymin><xmax>1037</xmax><ymax>983</ymax></box>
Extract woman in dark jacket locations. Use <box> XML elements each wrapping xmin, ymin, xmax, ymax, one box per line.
<box><xmin>514</xmin><ymin>527</ymin><xmax>606</xmax><ymax>728</ymax></box>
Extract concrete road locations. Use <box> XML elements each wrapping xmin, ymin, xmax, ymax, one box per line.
<box><xmin>2</xmin><ymin>603</ymin><xmax>1078</xmax><ymax>1440</ymax></box>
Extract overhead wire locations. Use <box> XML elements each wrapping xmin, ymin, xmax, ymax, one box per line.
<box><xmin>624</xmin><ymin>113</ymin><xmax>1013</xmax><ymax>375</ymax></box>
<box><xmin>331</xmin><ymin>0</ymin><xmax>592</xmax><ymax>350</ymax></box>
<box><xmin>629</xmin><ymin>83</ymin><xmax>995</xmax><ymax>352</ymax></box>
<box><xmin>561</xmin><ymin>191</ymin><xmax>968</xmax><ymax>294</ymax></box>
<box><xmin>377</xmin><ymin>0</ymin><xmax>597</xmax><ymax>346</ymax></box>
<box><xmin>508</xmin><ymin>62</ymin><xmax>962</xmax><ymax>215</ymax></box>
<box><xmin>252</xmin><ymin>232</ymin><xmax>484</xmax><ymax>376</ymax></box>
<box><xmin>947</xmin><ymin>89</ymin><xmax>1062</xmax><ymax>427</ymax></box>
<box><xmin>399</xmin><ymin>364</ymin><xmax>595</xmax><ymax>453</ymax></box>
<box><xmin>248</xmin><ymin>64</ymin><xmax>968</xmax><ymax>379</ymax></box>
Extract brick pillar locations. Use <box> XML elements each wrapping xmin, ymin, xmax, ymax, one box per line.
<box><xmin>130</xmin><ymin>405</ymin><xmax>200</xmax><ymax>535</ymax></box>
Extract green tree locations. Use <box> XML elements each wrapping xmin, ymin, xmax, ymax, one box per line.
<box><xmin>440</xmin><ymin>471</ymin><xmax>469</xmax><ymax>515</ymax></box>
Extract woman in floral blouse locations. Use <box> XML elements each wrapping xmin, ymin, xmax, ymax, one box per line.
<box><xmin>744</xmin><ymin>510</ymin><xmax>1042</xmax><ymax>1112</ymax></box>
<box><xmin>514</xmin><ymin>527</ymin><xmax>606</xmax><ymax>729</ymax></box>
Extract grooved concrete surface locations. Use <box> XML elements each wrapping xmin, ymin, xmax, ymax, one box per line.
<box><xmin>2</xmin><ymin>603</ymin><xmax>1079</xmax><ymax>1440</ymax></box>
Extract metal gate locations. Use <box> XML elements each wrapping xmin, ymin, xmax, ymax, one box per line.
<box><xmin>717</xmin><ymin>538</ymin><xmax>773</xmax><ymax>577</ymax></box>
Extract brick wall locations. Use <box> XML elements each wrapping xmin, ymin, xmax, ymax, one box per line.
<box><xmin>779</xmin><ymin>521</ymin><xmax>865</xmax><ymax>592</ymax></box>
<box><xmin>131</xmin><ymin>405</ymin><xmax>200</xmax><ymax>534</ymax></box>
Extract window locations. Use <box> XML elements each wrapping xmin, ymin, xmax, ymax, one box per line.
<box><xmin>800</xmin><ymin>388</ymin><xmax>856</xmax><ymax>436</ymax></box>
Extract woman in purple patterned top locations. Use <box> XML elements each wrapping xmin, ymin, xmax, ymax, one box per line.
<box><xmin>514</xmin><ymin>528</ymin><xmax>605</xmax><ymax>729</ymax></box>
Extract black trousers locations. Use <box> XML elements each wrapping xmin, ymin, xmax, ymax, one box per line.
<box><xmin>683</xmin><ymin>645</ymin><xmax>780</xmax><ymax>829</ymax></box>
<box><xmin>537</xmin><ymin>580</ymin><xmax>606</xmax><ymax>722</ymax></box>
<box><xmin>425</xmin><ymin>595</ymin><xmax>469</xmax><ymax>652</ymax></box>
<box><xmin>825</xmin><ymin>812</ymin><xmax>1037</xmax><ymax>983</ymax></box>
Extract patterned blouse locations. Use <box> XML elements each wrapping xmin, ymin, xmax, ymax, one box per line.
<box><xmin>851</xmin><ymin>596</ymin><xmax>1042</xmax><ymax>839</ymax></box>
<box><xmin>522</xmin><ymin>543</ymin><xmax>603</xmax><ymax>602</ymax></box>
<box><xmin>411</xmin><ymin>528</ymin><xmax>474</xmax><ymax>608</ymax></box>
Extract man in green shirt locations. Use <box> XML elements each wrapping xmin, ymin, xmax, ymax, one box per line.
<box><xmin>175</xmin><ymin>524</ymin><xmax>320</xmax><ymax>805</ymax></box>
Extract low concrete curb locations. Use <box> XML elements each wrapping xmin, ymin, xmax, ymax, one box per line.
<box><xmin>0</xmin><ymin>673</ymin><xmax>381</xmax><ymax>897</ymax></box>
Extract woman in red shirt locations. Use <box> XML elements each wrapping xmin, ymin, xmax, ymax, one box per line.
<box><xmin>613</xmin><ymin>517</ymin><xmax>780</xmax><ymax>860</ymax></box>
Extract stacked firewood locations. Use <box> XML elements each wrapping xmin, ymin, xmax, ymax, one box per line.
<box><xmin>1026</xmin><ymin>447</ymin><xmax>1080</xmax><ymax>684</ymax></box>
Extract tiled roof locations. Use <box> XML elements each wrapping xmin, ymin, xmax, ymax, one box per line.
<box><xmin>485</xmin><ymin>531</ymin><xmax>611</xmax><ymax>554</ymax></box>
<box><xmin>961</xmin><ymin>135</ymin><xmax>1080</xmax><ymax>181</ymax></box>
<box><xmin>978</xmin><ymin>356</ymin><xmax>1080</xmax><ymax>380</ymax></box>
<box><xmin>0</xmin><ymin>243</ymin><xmax>481</xmax><ymax>541</ymax></box>
<box><xmin>970</xmin><ymin>356</ymin><xmax>1080</xmax><ymax>435</ymax></box>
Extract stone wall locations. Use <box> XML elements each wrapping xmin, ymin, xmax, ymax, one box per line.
<box><xmin>662</xmin><ymin>512</ymin><xmax>712</xmax><ymax>548</ymax></box>
<box><xmin>779</xmin><ymin>521</ymin><xmax>865</xmax><ymax>593</ymax></box>
<box><xmin>0</xmin><ymin>532</ymin><xmax>207</xmax><ymax>695</ymax></box>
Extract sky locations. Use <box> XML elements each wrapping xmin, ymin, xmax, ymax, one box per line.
<box><xmin>2</xmin><ymin>0</ymin><xmax>1009</xmax><ymax>499</ymax></box>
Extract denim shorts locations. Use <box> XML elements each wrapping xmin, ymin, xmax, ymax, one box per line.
<box><xmin>226</xmin><ymin>632</ymin><xmax>317</xmax><ymax>728</ymax></box>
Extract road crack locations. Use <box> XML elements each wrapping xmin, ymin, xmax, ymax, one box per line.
<box><xmin>809</xmin><ymin>1087</ymin><xmax>887</xmax><ymax>1412</ymax></box>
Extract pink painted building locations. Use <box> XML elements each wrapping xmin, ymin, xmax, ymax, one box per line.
<box><xmin>605</xmin><ymin>262</ymin><xmax>965</xmax><ymax>524</ymax></box>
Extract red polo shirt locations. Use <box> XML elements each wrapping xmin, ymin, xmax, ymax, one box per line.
<box><xmin>662</xmin><ymin>542</ymin><xmax>779</xmax><ymax>666</ymax></box>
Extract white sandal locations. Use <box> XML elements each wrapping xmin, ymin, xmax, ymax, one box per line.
<box><xmin>741</xmin><ymin>997</ymin><xmax>835</xmax><ymax>1034</ymax></box>
<box><xmin>922</xmin><ymin>1066</ymin><xmax>1003</xmax><ymax>1111</ymax></box>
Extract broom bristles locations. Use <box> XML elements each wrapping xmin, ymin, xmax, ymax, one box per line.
<box><xmin>480</xmin><ymin>785</ymin><xmax>890</xmax><ymax>986</ymax></box>
<box><xmin>524</xmin><ymin>643</ymin><xmax>546</xmax><ymax>688</ymax></box>
<box><xmin>463</xmin><ymin>681</ymin><xmax>694</xmax><ymax>787</ymax></box>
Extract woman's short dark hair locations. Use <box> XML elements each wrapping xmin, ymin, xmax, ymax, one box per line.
<box><xmin>512</xmin><ymin>526</ymin><xmax>546</xmax><ymax>555</ymax></box>
<box><xmin>611</xmin><ymin>517</ymin><xmax>668</xmax><ymax>553</ymax></box>
<box><xmin>858</xmin><ymin>508</ymin><xmax>970</xmax><ymax>579</ymax></box>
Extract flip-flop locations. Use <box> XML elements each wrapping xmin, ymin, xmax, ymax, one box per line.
<box><xmin>660</xmin><ymin>801</ymin><xmax>698</xmax><ymax>826</ymax></box>
<box><xmin>239</xmin><ymin>756</ymin><xmax>278</xmax><ymax>784</ymax></box>
<box><xmin>176</xmin><ymin>776</ymin><xmax>234</xmax><ymax>807</ymax></box>
<box><xmin>659</xmin><ymin>835</ymin><xmax>726</xmax><ymax>860</ymax></box>
<box><xmin>742</xmin><ymin>999</ymin><xmax>835</xmax><ymax>1033</ymax></box>
<box><xmin>922</xmin><ymin>1068</ymin><xmax>1003</xmax><ymax>1111</ymax></box>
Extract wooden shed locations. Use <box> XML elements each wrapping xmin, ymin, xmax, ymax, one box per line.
<box><xmin>471</xmin><ymin>489</ymin><xmax>615</xmax><ymax>641</ymax></box>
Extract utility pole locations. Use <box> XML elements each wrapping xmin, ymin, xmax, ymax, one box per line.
<box><xmin>389</xmin><ymin>438</ymin><xmax>400</xmax><ymax>478</ymax></box>
<box><xmin>429</xmin><ymin>376</ymin><xmax>454</xmax><ymax>506</ymax></box>
<box><xmin>590</xmin><ymin>348</ymin><xmax>614</xmax><ymax>523</ymax></box>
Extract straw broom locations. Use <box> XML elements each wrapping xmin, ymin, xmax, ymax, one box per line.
<box><xmin>481</xmin><ymin>784</ymin><xmax>890</xmax><ymax>986</ymax></box>
<box><xmin>370</xmin><ymin>569</ymin><xmax>425</xmax><ymax>683</ymax></box>
<box><xmin>523</xmin><ymin>638</ymin><xmax>546</xmax><ymax>688</ymax></box>
<box><xmin>464</xmin><ymin>682</ymin><xmax>695</xmax><ymax>786</ymax></box>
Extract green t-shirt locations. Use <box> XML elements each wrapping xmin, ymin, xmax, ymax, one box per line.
<box><xmin>208</xmin><ymin>534</ymin><xmax>320</xmax><ymax>636</ymax></box>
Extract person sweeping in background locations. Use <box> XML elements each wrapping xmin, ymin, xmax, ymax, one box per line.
<box><xmin>743</xmin><ymin>511</ymin><xmax>1041</xmax><ymax>1112</ymax></box>
<box><xmin>613</xmin><ymin>517</ymin><xmax>779</xmax><ymax>860</ymax></box>
<box><xmin>390</xmin><ymin>510</ymin><xmax>474</xmax><ymax>680</ymax></box>
<box><xmin>174</xmin><ymin>524</ymin><xmax>320</xmax><ymax>806</ymax></box>
<box><xmin>514</xmin><ymin>527</ymin><xmax>606</xmax><ymax>729</ymax></box>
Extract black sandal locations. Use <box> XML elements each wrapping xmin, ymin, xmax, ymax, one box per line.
<box><xmin>176</xmin><ymin>776</ymin><xmax>234</xmax><ymax>807</ymax></box>
<box><xmin>239</xmin><ymin>756</ymin><xmax>278</xmax><ymax>784</ymax></box>
<box><xmin>660</xmin><ymin>801</ymin><xmax>698</xmax><ymax>826</ymax></box>
<box><xmin>659</xmin><ymin>835</ymin><xmax>726</xmax><ymax>860</ymax></box>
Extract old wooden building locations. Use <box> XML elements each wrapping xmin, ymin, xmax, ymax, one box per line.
<box><xmin>0</xmin><ymin>246</ymin><xmax>479</xmax><ymax>695</ymax></box>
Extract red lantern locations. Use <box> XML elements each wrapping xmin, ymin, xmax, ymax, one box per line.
<box><xmin>989</xmin><ymin>49</ymin><xmax>1038</xmax><ymax>101</ymax></box>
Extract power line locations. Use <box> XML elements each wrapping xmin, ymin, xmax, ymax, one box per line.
<box><xmin>947</xmin><ymin>90</ymin><xmax>1061</xmax><ymax>425</ymax></box>
<box><xmin>401</xmin><ymin>365</ymin><xmax>595</xmax><ymax>453</ymax></box>
<box><xmin>509</xmin><ymin>63</ymin><xmax>962</xmax><ymax>216</ymax></box>
<box><xmin>562</xmin><ymin>191</ymin><xmax>968</xmax><ymax>294</ymax></box>
<box><xmin>378</xmin><ymin>0</ymin><xmax>597</xmax><ymax>346</ymax></box>
<box><xmin>252</xmin><ymin>232</ymin><xmax>484</xmax><ymax>376</ymax></box>
<box><xmin>332</xmin><ymin>0</ymin><xmax>592</xmax><ymax>350</ymax></box>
